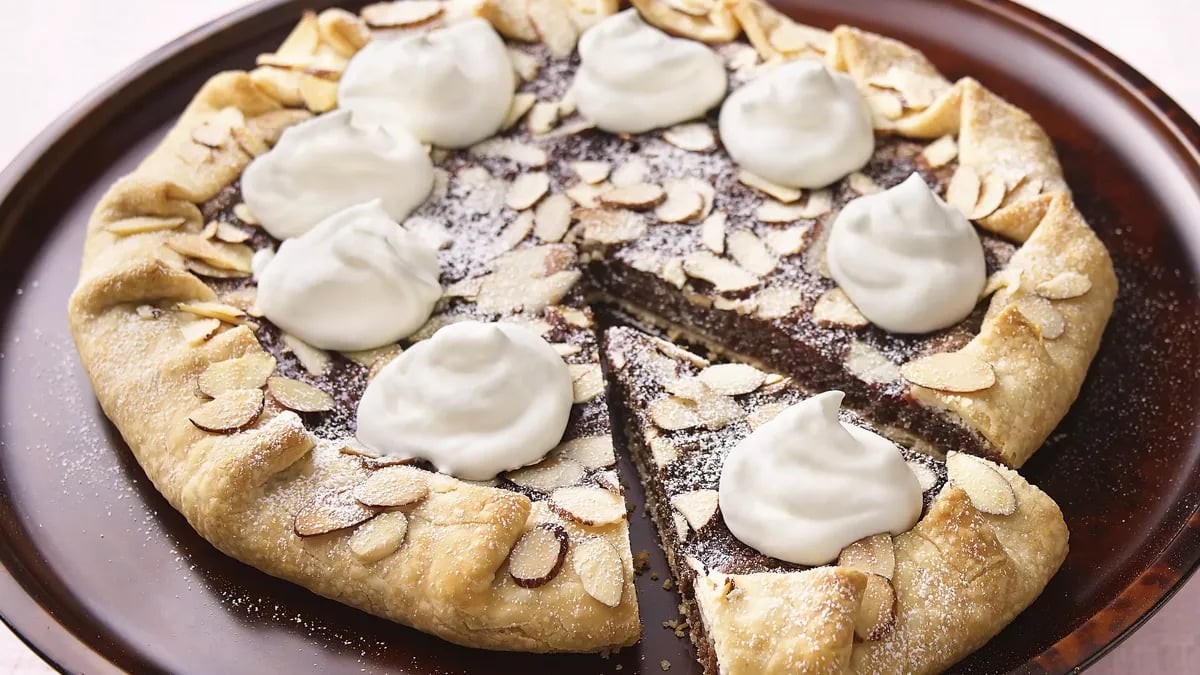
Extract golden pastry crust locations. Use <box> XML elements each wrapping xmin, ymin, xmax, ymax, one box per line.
<box><xmin>690</xmin><ymin>466</ymin><xmax>1068</xmax><ymax>674</ymax></box>
<box><xmin>68</xmin><ymin>9</ymin><xmax>639</xmax><ymax>654</ymax></box>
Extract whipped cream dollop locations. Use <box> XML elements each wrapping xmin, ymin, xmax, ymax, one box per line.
<box><xmin>356</xmin><ymin>321</ymin><xmax>574</xmax><ymax>480</ymax></box>
<box><xmin>719</xmin><ymin>391</ymin><xmax>922</xmax><ymax>567</ymax></box>
<box><xmin>573</xmin><ymin>9</ymin><xmax>727</xmax><ymax>134</ymax></box>
<box><xmin>827</xmin><ymin>173</ymin><xmax>987</xmax><ymax>333</ymax></box>
<box><xmin>255</xmin><ymin>200</ymin><xmax>441</xmax><ymax>351</ymax></box>
<box><xmin>718</xmin><ymin>60</ymin><xmax>874</xmax><ymax>188</ymax></box>
<box><xmin>241</xmin><ymin>110</ymin><xmax>433</xmax><ymax>240</ymax></box>
<box><xmin>339</xmin><ymin>19</ymin><xmax>515</xmax><ymax>148</ymax></box>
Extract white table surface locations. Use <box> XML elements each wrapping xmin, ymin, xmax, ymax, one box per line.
<box><xmin>1</xmin><ymin>1</ymin><xmax>1198</xmax><ymax>672</ymax></box>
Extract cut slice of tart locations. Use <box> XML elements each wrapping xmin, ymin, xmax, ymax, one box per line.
<box><xmin>603</xmin><ymin>325</ymin><xmax>1069</xmax><ymax>674</ymax></box>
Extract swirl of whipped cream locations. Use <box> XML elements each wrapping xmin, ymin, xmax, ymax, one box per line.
<box><xmin>827</xmin><ymin>173</ymin><xmax>986</xmax><ymax>333</ymax></box>
<box><xmin>338</xmin><ymin>19</ymin><xmax>515</xmax><ymax>149</ymax></box>
<box><xmin>356</xmin><ymin>321</ymin><xmax>575</xmax><ymax>480</ymax></box>
<box><xmin>573</xmin><ymin>9</ymin><xmax>727</xmax><ymax>134</ymax></box>
<box><xmin>718</xmin><ymin>60</ymin><xmax>874</xmax><ymax>188</ymax></box>
<box><xmin>241</xmin><ymin>109</ymin><xmax>433</xmax><ymax>240</ymax></box>
<box><xmin>255</xmin><ymin>200</ymin><xmax>441</xmax><ymax>351</ymax></box>
<box><xmin>719</xmin><ymin>391</ymin><xmax>922</xmax><ymax>566</ymax></box>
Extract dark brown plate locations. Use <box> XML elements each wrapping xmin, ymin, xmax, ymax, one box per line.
<box><xmin>1</xmin><ymin>0</ymin><xmax>1199</xmax><ymax>672</ymax></box>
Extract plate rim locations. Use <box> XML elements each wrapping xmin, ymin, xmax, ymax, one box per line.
<box><xmin>1</xmin><ymin>0</ymin><xmax>1199</xmax><ymax>672</ymax></box>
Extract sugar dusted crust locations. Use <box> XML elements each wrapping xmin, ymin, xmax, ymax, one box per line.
<box><xmin>67</xmin><ymin>0</ymin><xmax>1108</xmax><ymax>668</ymax></box>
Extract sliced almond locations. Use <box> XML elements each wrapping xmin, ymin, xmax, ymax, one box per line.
<box><xmin>505</xmin><ymin>456</ymin><xmax>587</xmax><ymax>492</ymax></box>
<box><xmin>565</xmin><ymin>181</ymin><xmax>611</xmax><ymax>208</ymax></box>
<box><xmin>294</xmin><ymin>489</ymin><xmax>377</xmax><ymax>537</ymax></box>
<box><xmin>754</xmin><ymin>200</ymin><xmax>807</xmax><ymax>224</ymax></box>
<box><xmin>900</xmin><ymin>352</ymin><xmax>996</xmax><ymax>393</ymax></box>
<box><xmin>1013</xmin><ymin>294</ymin><xmax>1066</xmax><ymax>339</ymax></box>
<box><xmin>701</xmin><ymin>212</ymin><xmax>727</xmax><ymax>254</ymax></box>
<box><xmin>470</xmin><ymin>138</ymin><xmax>549</xmax><ymax>167</ymax></box>
<box><xmin>838</xmin><ymin>534</ymin><xmax>896</xmax><ymax>580</ymax></box>
<box><xmin>865</xmin><ymin>91</ymin><xmax>904</xmax><ymax>122</ymax></box>
<box><xmin>610</xmin><ymin>159</ymin><xmax>647</xmax><ymax>188</ymax></box>
<box><xmin>318</xmin><ymin>8</ymin><xmax>370</xmax><ymax>56</ymax></box>
<box><xmin>921</xmin><ymin>135</ymin><xmax>958</xmax><ymax>168</ymax></box>
<box><xmin>214</xmin><ymin>222</ymin><xmax>251</xmax><ymax>243</ymax></box>
<box><xmin>299</xmin><ymin>75</ymin><xmax>339</xmax><ymax>113</ymax></box>
<box><xmin>848</xmin><ymin>172</ymin><xmax>882</xmax><ymax>196</ymax></box>
<box><xmin>945</xmin><ymin>452</ymin><xmax>1018</xmax><ymax>516</ymax></box>
<box><xmin>105</xmin><ymin>216</ymin><xmax>186</xmax><ymax>236</ymax></box>
<box><xmin>558</xmin><ymin>306</ymin><xmax>592</xmax><ymax>328</ymax></box>
<box><xmin>549</xmin><ymin>486</ymin><xmax>626</xmax><ymax>526</ymax></box>
<box><xmin>281</xmin><ymin>333</ymin><xmax>332</xmax><ymax>377</ymax></box>
<box><xmin>506</xmin><ymin>172</ymin><xmax>551</xmax><ymax>211</ymax></box>
<box><xmin>508</xmin><ymin>47</ymin><xmax>540</xmax><ymax>81</ymax></box>
<box><xmin>497</xmin><ymin>211</ymin><xmax>536</xmax><ymax>252</ymax></box>
<box><xmin>1035</xmin><ymin>271</ymin><xmax>1092</xmax><ymax>300</ymax></box>
<box><xmin>477</xmin><ymin>0</ymin><xmax>538</xmax><ymax>41</ymax></box>
<box><xmin>185</xmin><ymin>259</ymin><xmax>249</xmax><ymax>279</ymax></box>
<box><xmin>555</xmin><ymin>435</ymin><xmax>615</xmax><ymax>469</ymax></box>
<box><xmin>347</xmin><ymin>511</ymin><xmax>409</xmax><ymax>563</ymax></box>
<box><xmin>527</xmin><ymin>0</ymin><xmax>580</xmax><ymax>59</ymax></box>
<box><xmin>266</xmin><ymin>376</ymin><xmax>334</xmax><ymax>413</ymax></box>
<box><xmin>683</xmin><ymin>251</ymin><xmax>760</xmax><ymax>292</ymax></box>
<box><xmin>579</xmin><ymin>208</ymin><xmax>648</xmax><ymax>245</ymax></box>
<box><xmin>177</xmin><ymin>301</ymin><xmax>249</xmax><ymax>326</ymax></box>
<box><xmin>570</xmin><ymin>161</ymin><xmax>611</xmax><ymax>185</ymax></box>
<box><xmin>670</xmin><ymin>177</ymin><xmax>716</xmax><ymax>219</ymax></box>
<box><xmin>569</xmin><ymin>363</ymin><xmax>605</xmax><ymax>403</ymax></box>
<box><xmin>670</xmin><ymin>490</ymin><xmax>719</xmax><ymax>531</ymax></box>
<box><xmin>970</xmin><ymin>174</ymin><xmax>1008</xmax><ymax>220</ymax></box>
<box><xmin>764</xmin><ymin>227</ymin><xmax>809</xmax><ymax>257</ymax></box>
<box><xmin>188</xmin><ymin>388</ymin><xmax>264</xmax><ymax>434</ymax></box>
<box><xmin>854</xmin><ymin>575</ymin><xmax>898</xmax><ymax>642</ymax></box>
<box><xmin>198</xmin><ymin>353</ymin><xmax>276</xmax><ymax>397</ymax></box>
<box><xmin>233</xmin><ymin>203</ymin><xmax>259</xmax><ymax>225</ymax></box>
<box><xmin>649</xmin><ymin>396</ymin><xmax>702</xmax><ymax>430</ymax></box>
<box><xmin>654</xmin><ymin>185</ymin><xmax>705</xmax><ymax>224</ymax></box>
<box><xmin>599</xmin><ymin>183</ymin><xmax>666</xmax><ymax>210</ymax></box>
<box><xmin>527</xmin><ymin>101</ymin><xmax>560</xmax><ymax>135</ymax></box>
<box><xmin>662</xmin><ymin>122</ymin><xmax>716</xmax><ymax>152</ymax></box>
<box><xmin>738</xmin><ymin>170</ymin><xmax>801</xmax><ymax>203</ymax></box>
<box><xmin>813</xmin><ymin>288</ymin><xmax>869</xmax><ymax>328</ymax></box>
<box><xmin>661</xmin><ymin>258</ymin><xmax>687</xmax><ymax>288</ymax></box>
<box><xmin>752</xmin><ymin>287</ymin><xmax>800</xmax><ymax>320</ymax></box>
<box><xmin>572</xmin><ymin>536</ymin><xmax>625</xmax><ymax>607</ymax></box>
<box><xmin>946</xmin><ymin>165</ymin><xmax>982</xmax><ymax>216</ymax></box>
<box><xmin>697</xmin><ymin>363</ymin><xmax>764</xmax><ymax>396</ymax></box>
<box><xmin>726</xmin><ymin>230</ymin><xmax>777</xmax><ymax>276</ymax></box>
<box><xmin>534</xmin><ymin>193</ymin><xmax>572</xmax><ymax>242</ymax></box>
<box><xmin>353</xmin><ymin>465</ymin><xmax>430</xmax><ymax>507</ymax></box>
<box><xmin>200</xmin><ymin>221</ymin><xmax>219</xmax><ymax>239</ymax></box>
<box><xmin>631</xmin><ymin>0</ymin><xmax>740</xmax><ymax>43</ymax></box>
<box><xmin>907</xmin><ymin>459</ymin><xmax>940</xmax><ymax>492</ymax></box>
<box><xmin>361</xmin><ymin>0</ymin><xmax>444</xmax><ymax>27</ymax></box>
<box><xmin>166</xmin><ymin>235</ymin><xmax>253</xmax><ymax>273</ymax></box>
<box><xmin>502</xmin><ymin>92</ymin><xmax>538</xmax><ymax>130</ymax></box>
<box><xmin>695</xmin><ymin>392</ymin><xmax>745</xmax><ymax>430</ymax></box>
<box><xmin>801</xmin><ymin>189</ymin><xmax>833</xmax><ymax>217</ymax></box>
<box><xmin>673</xmin><ymin>511</ymin><xmax>691</xmax><ymax>540</ymax></box>
<box><xmin>180</xmin><ymin>318</ymin><xmax>222</xmax><ymax>345</ymax></box>
<box><xmin>508</xmin><ymin>523</ymin><xmax>570</xmax><ymax>588</ymax></box>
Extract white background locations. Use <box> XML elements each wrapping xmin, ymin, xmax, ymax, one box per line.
<box><xmin>0</xmin><ymin>1</ymin><xmax>1198</xmax><ymax>672</ymax></box>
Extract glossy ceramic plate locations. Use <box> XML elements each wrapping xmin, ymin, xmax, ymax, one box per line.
<box><xmin>0</xmin><ymin>0</ymin><xmax>1198</xmax><ymax>672</ymax></box>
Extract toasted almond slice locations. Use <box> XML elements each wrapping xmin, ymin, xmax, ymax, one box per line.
<box><xmin>281</xmin><ymin>333</ymin><xmax>332</xmax><ymax>377</ymax></box>
<box><xmin>813</xmin><ymin>288</ymin><xmax>869</xmax><ymax>328</ymax></box>
<box><xmin>542</xmin><ymin>119</ymin><xmax>595</xmax><ymax>139</ymax></box>
<box><xmin>655</xmin><ymin>186</ymin><xmax>705</xmax><ymax>223</ymax></box>
<box><xmin>353</xmin><ymin>465</ymin><xmax>430</xmax><ymax>507</ymax></box>
<box><xmin>233</xmin><ymin>203</ymin><xmax>259</xmax><ymax>225</ymax></box>
<box><xmin>198</xmin><ymin>353</ymin><xmax>276</xmax><ymax>397</ymax></box>
<box><xmin>470</xmin><ymin>138</ymin><xmax>549</xmax><ymax>167</ymax></box>
<box><xmin>579</xmin><ymin>208</ymin><xmax>648</xmax><ymax>244</ymax></box>
<box><xmin>189</xmin><ymin>388</ymin><xmax>264</xmax><ymax>434</ymax></box>
<box><xmin>105</xmin><ymin>216</ymin><xmax>186</xmax><ymax>236</ymax></box>
<box><xmin>752</xmin><ymin>287</ymin><xmax>800</xmax><ymax>320</ymax></box>
<box><xmin>662</xmin><ymin>122</ymin><xmax>716</xmax><ymax>152</ymax></box>
<box><xmin>649</xmin><ymin>436</ymin><xmax>681</xmax><ymax>466</ymax></box>
<box><xmin>553</xmin><ymin>343</ymin><xmax>582</xmax><ymax>357</ymax></box>
<box><xmin>683</xmin><ymin>251</ymin><xmax>760</xmax><ymax>292</ymax></box>
<box><xmin>341</xmin><ymin>343</ymin><xmax>402</xmax><ymax>369</ymax></box>
<box><xmin>267</xmin><ymin>376</ymin><xmax>334</xmax><ymax>413</ymax></box>
<box><xmin>555</xmin><ymin>88</ymin><xmax>576</xmax><ymax>116</ymax></box>
<box><xmin>921</xmin><ymin>135</ymin><xmax>958</xmax><ymax>168</ymax></box>
<box><xmin>533</xmin><ymin>193</ymin><xmax>572</xmax><ymax>242</ymax></box>
<box><xmin>527</xmin><ymin>0</ymin><xmax>579</xmax><ymax>59</ymax></box>
<box><xmin>558</xmin><ymin>306</ymin><xmax>592</xmax><ymax>328</ymax></box>
<box><xmin>971</xmin><ymin>173</ymin><xmax>1008</xmax><ymax>219</ymax></box>
<box><xmin>214</xmin><ymin>222</ymin><xmax>251</xmax><ymax>243</ymax></box>
<box><xmin>632</xmin><ymin>0</ymin><xmax>739</xmax><ymax>42</ymax></box>
<box><xmin>497</xmin><ymin>211</ymin><xmax>536</xmax><ymax>252</ymax></box>
<box><xmin>569</xmin><ymin>363</ymin><xmax>604</xmax><ymax>403</ymax></box>
<box><xmin>661</xmin><ymin>258</ymin><xmax>687</xmax><ymax>289</ymax></box>
<box><xmin>295</xmin><ymin>489</ymin><xmax>377</xmax><ymax>537</ymax></box>
<box><xmin>673</xmin><ymin>511</ymin><xmax>691</xmax><ymax>539</ymax></box>
<box><xmin>802</xmin><ymin>189</ymin><xmax>833</xmax><ymax>217</ymax></box>
<box><xmin>670</xmin><ymin>177</ymin><xmax>716</xmax><ymax>219</ymax></box>
<box><xmin>838</xmin><ymin>534</ymin><xmax>896</xmax><ymax>580</ymax></box>
<box><xmin>527</xmin><ymin>101</ymin><xmax>560</xmax><ymax>135</ymax></box>
<box><xmin>166</xmin><ymin>235</ymin><xmax>254</xmax><ymax>273</ymax></box>
<box><xmin>697</xmin><ymin>363</ymin><xmax>765</xmax><ymax>395</ymax></box>
<box><xmin>177</xmin><ymin>301</ymin><xmax>248</xmax><ymax>326</ymax></box>
<box><xmin>200</xmin><ymin>220</ymin><xmax>219</xmax><ymax>239</ymax></box>
<box><xmin>865</xmin><ymin>91</ymin><xmax>904</xmax><ymax>122</ymax></box>
<box><xmin>649</xmin><ymin>396</ymin><xmax>702</xmax><ymax>430</ymax></box>
<box><xmin>477</xmin><ymin>0</ymin><xmax>539</xmax><ymax>41</ymax></box>
<box><xmin>769</xmin><ymin>21</ymin><xmax>829</xmax><ymax>54</ymax></box>
<box><xmin>701</xmin><ymin>212</ymin><xmax>726</xmax><ymax>254</ymax></box>
<box><xmin>565</xmin><ymin>182</ymin><xmax>611</xmax><ymax>208</ymax></box>
<box><xmin>764</xmin><ymin>227</ymin><xmax>809</xmax><ymax>258</ymax></box>
<box><xmin>318</xmin><ymin>8</ymin><xmax>370</xmax><ymax>56</ymax></box>
<box><xmin>556</xmin><ymin>435</ymin><xmax>616</xmax><ymax>469</ymax></box>
<box><xmin>594</xmin><ymin>469</ymin><xmax>621</xmax><ymax>493</ymax></box>
<box><xmin>1013</xmin><ymin>295</ymin><xmax>1066</xmax><ymax>339</ymax></box>
<box><xmin>599</xmin><ymin>183</ymin><xmax>666</xmax><ymax>210</ymax></box>
<box><xmin>502</xmin><ymin>92</ymin><xmax>538</xmax><ymax>131</ymax></box>
<box><xmin>754</xmin><ymin>200</ymin><xmax>807</xmax><ymax>223</ymax></box>
<box><xmin>509</xmin><ymin>523</ymin><xmax>570</xmax><ymax>587</ymax></box>
<box><xmin>180</xmin><ymin>318</ymin><xmax>222</xmax><ymax>345</ymax></box>
<box><xmin>900</xmin><ymin>352</ymin><xmax>996</xmax><ymax>393</ymax></box>
<box><xmin>696</xmin><ymin>392</ymin><xmax>745</xmax><ymax>430</ymax></box>
<box><xmin>347</xmin><ymin>511</ymin><xmax>409</xmax><ymax>563</ymax></box>
<box><xmin>946</xmin><ymin>165</ymin><xmax>982</xmax><ymax>216</ymax></box>
<box><xmin>663</xmin><ymin>0</ymin><xmax>712</xmax><ymax>16</ymax></box>
<box><xmin>848</xmin><ymin>172</ymin><xmax>882</xmax><ymax>195</ymax></box>
<box><xmin>572</xmin><ymin>536</ymin><xmax>624</xmax><ymax>606</ymax></box>
<box><xmin>508</xmin><ymin>47</ymin><xmax>540</xmax><ymax>81</ymax></box>
<box><xmin>299</xmin><ymin>75</ymin><xmax>338</xmax><ymax>113</ymax></box>
<box><xmin>1035</xmin><ymin>271</ymin><xmax>1092</xmax><ymax>300</ymax></box>
<box><xmin>945</xmin><ymin>452</ymin><xmax>1018</xmax><ymax>515</ymax></box>
<box><xmin>361</xmin><ymin>0</ymin><xmax>444</xmax><ymax>27</ymax></box>
<box><xmin>907</xmin><ymin>459</ymin><xmax>939</xmax><ymax>492</ymax></box>
<box><xmin>610</xmin><ymin>159</ymin><xmax>647</xmax><ymax>188</ymax></box>
<box><xmin>571</xmin><ymin>161</ymin><xmax>611</xmax><ymax>185</ymax></box>
<box><xmin>726</xmin><ymin>230</ymin><xmax>777</xmax><ymax>276</ymax></box>
<box><xmin>738</xmin><ymin>170</ymin><xmax>801</xmax><ymax>203</ymax></box>
<box><xmin>506</xmin><ymin>456</ymin><xmax>587</xmax><ymax>492</ymax></box>
<box><xmin>855</xmin><ymin>575</ymin><xmax>898</xmax><ymax>641</ymax></box>
<box><xmin>506</xmin><ymin>172</ymin><xmax>551</xmax><ymax>211</ymax></box>
<box><xmin>671</xmin><ymin>490</ymin><xmax>719</xmax><ymax>531</ymax></box>
<box><xmin>550</xmin><ymin>486</ymin><xmax>626</xmax><ymax>526</ymax></box>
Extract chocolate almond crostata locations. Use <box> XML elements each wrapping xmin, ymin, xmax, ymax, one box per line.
<box><xmin>67</xmin><ymin>1</ymin><xmax>1114</xmax><ymax>673</ymax></box>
